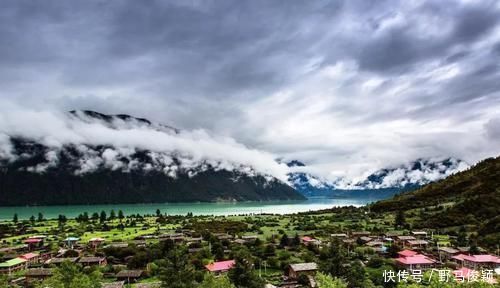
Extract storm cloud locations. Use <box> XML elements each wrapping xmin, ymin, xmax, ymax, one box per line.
<box><xmin>0</xmin><ymin>0</ymin><xmax>499</xmax><ymax>180</ymax></box>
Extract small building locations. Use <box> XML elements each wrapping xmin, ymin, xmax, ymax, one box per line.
<box><xmin>301</xmin><ymin>236</ymin><xmax>321</xmax><ymax>246</ymax></box>
<box><xmin>0</xmin><ymin>258</ymin><xmax>27</xmax><ymax>275</ymax></box>
<box><xmin>205</xmin><ymin>260</ymin><xmax>235</xmax><ymax>274</ymax></box>
<box><xmin>25</xmin><ymin>268</ymin><xmax>53</xmax><ymax>283</ymax></box>
<box><xmin>395</xmin><ymin>236</ymin><xmax>417</xmax><ymax>247</ymax></box>
<box><xmin>411</xmin><ymin>231</ymin><xmax>428</xmax><ymax>239</ymax></box>
<box><xmin>24</xmin><ymin>238</ymin><xmax>44</xmax><ymax>251</ymax></box>
<box><xmin>331</xmin><ymin>233</ymin><xmax>348</xmax><ymax>238</ymax></box>
<box><xmin>89</xmin><ymin>237</ymin><xmax>105</xmax><ymax>249</ymax></box>
<box><xmin>19</xmin><ymin>253</ymin><xmax>41</xmax><ymax>266</ymax></box>
<box><xmin>438</xmin><ymin>247</ymin><xmax>460</xmax><ymax>261</ymax></box>
<box><xmin>241</xmin><ymin>235</ymin><xmax>259</xmax><ymax>243</ymax></box>
<box><xmin>64</xmin><ymin>237</ymin><xmax>80</xmax><ymax>249</ymax></box>
<box><xmin>395</xmin><ymin>250</ymin><xmax>436</xmax><ymax>271</ymax></box>
<box><xmin>214</xmin><ymin>233</ymin><xmax>234</xmax><ymax>241</ymax></box>
<box><xmin>406</xmin><ymin>240</ymin><xmax>429</xmax><ymax>250</ymax></box>
<box><xmin>451</xmin><ymin>254</ymin><xmax>500</xmax><ymax>270</ymax></box>
<box><xmin>79</xmin><ymin>256</ymin><xmax>107</xmax><ymax>267</ymax></box>
<box><xmin>359</xmin><ymin>236</ymin><xmax>372</xmax><ymax>244</ymax></box>
<box><xmin>287</xmin><ymin>263</ymin><xmax>318</xmax><ymax>280</ymax></box>
<box><xmin>116</xmin><ymin>270</ymin><xmax>143</xmax><ymax>283</ymax></box>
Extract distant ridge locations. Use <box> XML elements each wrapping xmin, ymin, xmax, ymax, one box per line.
<box><xmin>0</xmin><ymin>111</ymin><xmax>304</xmax><ymax>206</ymax></box>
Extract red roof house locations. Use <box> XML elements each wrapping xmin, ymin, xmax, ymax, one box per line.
<box><xmin>398</xmin><ymin>250</ymin><xmax>418</xmax><ymax>257</ymax></box>
<box><xmin>451</xmin><ymin>254</ymin><xmax>500</xmax><ymax>269</ymax></box>
<box><xmin>395</xmin><ymin>250</ymin><xmax>436</xmax><ymax>271</ymax></box>
<box><xmin>204</xmin><ymin>260</ymin><xmax>235</xmax><ymax>273</ymax></box>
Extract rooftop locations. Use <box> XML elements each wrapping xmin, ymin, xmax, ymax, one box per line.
<box><xmin>20</xmin><ymin>253</ymin><xmax>40</xmax><ymax>260</ymax></box>
<box><xmin>396</xmin><ymin>255</ymin><xmax>436</xmax><ymax>265</ymax></box>
<box><xmin>116</xmin><ymin>270</ymin><xmax>143</xmax><ymax>278</ymax></box>
<box><xmin>25</xmin><ymin>268</ymin><xmax>53</xmax><ymax>277</ymax></box>
<box><xmin>398</xmin><ymin>250</ymin><xmax>418</xmax><ymax>257</ymax></box>
<box><xmin>289</xmin><ymin>262</ymin><xmax>318</xmax><ymax>272</ymax></box>
<box><xmin>205</xmin><ymin>260</ymin><xmax>235</xmax><ymax>272</ymax></box>
<box><xmin>0</xmin><ymin>258</ymin><xmax>27</xmax><ymax>268</ymax></box>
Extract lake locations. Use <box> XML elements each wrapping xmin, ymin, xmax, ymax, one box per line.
<box><xmin>0</xmin><ymin>197</ymin><xmax>378</xmax><ymax>220</ymax></box>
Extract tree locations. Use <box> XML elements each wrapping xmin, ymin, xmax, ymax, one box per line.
<box><xmin>279</xmin><ymin>233</ymin><xmax>289</xmax><ymax>248</ymax></box>
<box><xmin>118</xmin><ymin>210</ymin><xmax>124</xmax><ymax>222</ymax></box>
<box><xmin>198</xmin><ymin>274</ymin><xmax>235</xmax><ymax>288</ymax></box>
<box><xmin>13</xmin><ymin>213</ymin><xmax>18</xmax><ymax>224</ymax></box>
<box><xmin>156</xmin><ymin>209</ymin><xmax>161</xmax><ymax>217</ymax></box>
<box><xmin>345</xmin><ymin>260</ymin><xmax>366</xmax><ymax>288</ymax></box>
<box><xmin>109</xmin><ymin>209</ymin><xmax>116</xmax><ymax>221</ymax></box>
<box><xmin>39</xmin><ymin>261</ymin><xmax>102</xmax><ymax>288</ymax></box>
<box><xmin>91</xmin><ymin>212</ymin><xmax>99</xmax><ymax>222</ymax></box>
<box><xmin>159</xmin><ymin>248</ymin><xmax>196</xmax><ymax>288</ymax></box>
<box><xmin>457</xmin><ymin>226</ymin><xmax>468</xmax><ymax>247</ymax></box>
<box><xmin>37</xmin><ymin>212</ymin><xmax>44</xmax><ymax>222</ymax></box>
<box><xmin>395</xmin><ymin>210</ymin><xmax>406</xmax><ymax>228</ymax></box>
<box><xmin>99</xmin><ymin>211</ymin><xmax>107</xmax><ymax>223</ymax></box>
<box><xmin>315</xmin><ymin>272</ymin><xmax>348</xmax><ymax>288</ymax></box>
<box><xmin>30</xmin><ymin>215</ymin><xmax>36</xmax><ymax>225</ymax></box>
<box><xmin>320</xmin><ymin>240</ymin><xmax>347</xmax><ymax>277</ymax></box>
<box><xmin>228</xmin><ymin>252</ymin><xmax>263</xmax><ymax>288</ymax></box>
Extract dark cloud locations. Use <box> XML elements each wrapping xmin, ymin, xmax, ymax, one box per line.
<box><xmin>0</xmin><ymin>0</ymin><xmax>499</xmax><ymax>177</ymax></box>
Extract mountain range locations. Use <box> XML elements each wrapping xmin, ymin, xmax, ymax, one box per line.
<box><xmin>287</xmin><ymin>158</ymin><xmax>468</xmax><ymax>198</ymax></box>
<box><xmin>0</xmin><ymin>111</ymin><xmax>304</xmax><ymax>205</ymax></box>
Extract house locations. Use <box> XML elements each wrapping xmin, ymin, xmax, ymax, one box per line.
<box><xmin>214</xmin><ymin>233</ymin><xmax>234</xmax><ymax>241</ymax></box>
<box><xmin>406</xmin><ymin>240</ymin><xmax>429</xmax><ymax>250</ymax></box>
<box><xmin>395</xmin><ymin>250</ymin><xmax>436</xmax><ymax>271</ymax></box>
<box><xmin>24</xmin><ymin>238</ymin><xmax>44</xmax><ymax>251</ymax></box>
<box><xmin>205</xmin><ymin>260</ymin><xmax>235</xmax><ymax>274</ymax></box>
<box><xmin>366</xmin><ymin>241</ymin><xmax>386</xmax><ymax>253</ymax></box>
<box><xmin>331</xmin><ymin>233</ymin><xmax>348</xmax><ymax>238</ymax></box>
<box><xmin>287</xmin><ymin>262</ymin><xmax>318</xmax><ymax>279</ymax></box>
<box><xmin>359</xmin><ymin>236</ymin><xmax>372</xmax><ymax>244</ymax></box>
<box><xmin>25</xmin><ymin>268</ymin><xmax>53</xmax><ymax>283</ymax></box>
<box><xmin>451</xmin><ymin>254</ymin><xmax>500</xmax><ymax>270</ymax></box>
<box><xmin>301</xmin><ymin>236</ymin><xmax>321</xmax><ymax>246</ymax></box>
<box><xmin>0</xmin><ymin>258</ymin><xmax>27</xmax><ymax>275</ymax></box>
<box><xmin>89</xmin><ymin>237</ymin><xmax>105</xmax><ymax>249</ymax></box>
<box><xmin>395</xmin><ymin>235</ymin><xmax>416</xmax><ymax>246</ymax></box>
<box><xmin>44</xmin><ymin>257</ymin><xmax>79</xmax><ymax>266</ymax></box>
<box><xmin>411</xmin><ymin>231</ymin><xmax>428</xmax><ymax>239</ymax></box>
<box><xmin>116</xmin><ymin>270</ymin><xmax>143</xmax><ymax>283</ymax></box>
<box><xmin>159</xmin><ymin>233</ymin><xmax>184</xmax><ymax>243</ymax></box>
<box><xmin>438</xmin><ymin>247</ymin><xmax>460</xmax><ymax>261</ymax></box>
<box><xmin>64</xmin><ymin>237</ymin><xmax>80</xmax><ymax>249</ymax></box>
<box><xmin>78</xmin><ymin>256</ymin><xmax>107</xmax><ymax>267</ymax></box>
<box><xmin>241</xmin><ymin>235</ymin><xmax>259</xmax><ymax>243</ymax></box>
<box><xmin>19</xmin><ymin>252</ymin><xmax>41</xmax><ymax>266</ymax></box>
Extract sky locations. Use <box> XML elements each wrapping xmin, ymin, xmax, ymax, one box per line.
<box><xmin>1</xmin><ymin>0</ymin><xmax>500</xmax><ymax>181</ymax></box>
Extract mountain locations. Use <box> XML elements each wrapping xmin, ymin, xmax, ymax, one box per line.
<box><xmin>370</xmin><ymin>156</ymin><xmax>500</xmax><ymax>249</ymax></box>
<box><xmin>287</xmin><ymin>158</ymin><xmax>468</xmax><ymax>198</ymax></box>
<box><xmin>0</xmin><ymin>111</ymin><xmax>304</xmax><ymax>206</ymax></box>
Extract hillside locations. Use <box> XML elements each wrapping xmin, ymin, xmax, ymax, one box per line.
<box><xmin>0</xmin><ymin>111</ymin><xmax>304</xmax><ymax>205</ymax></box>
<box><xmin>371</xmin><ymin>156</ymin><xmax>500</xmax><ymax>248</ymax></box>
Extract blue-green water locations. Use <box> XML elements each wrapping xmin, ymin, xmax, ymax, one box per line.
<box><xmin>0</xmin><ymin>197</ymin><xmax>376</xmax><ymax>220</ymax></box>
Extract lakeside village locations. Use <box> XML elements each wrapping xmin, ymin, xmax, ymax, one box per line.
<box><xmin>0</xmin><ymin>207</ymin><xmax>499</xmax><ymax>287</ymax></box>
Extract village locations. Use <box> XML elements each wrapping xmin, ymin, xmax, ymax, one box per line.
<box><xmin>0</xmin><ymin>207</ymin><xmax>499</xmax><ymax>287</ymax></box>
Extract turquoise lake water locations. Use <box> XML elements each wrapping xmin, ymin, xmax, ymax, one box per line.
<box><xmin>0</xmin><ymin>197</ymin><xmax>378</xmax><ymax>220</ymax></box>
